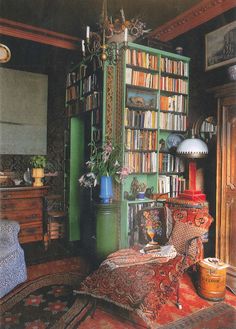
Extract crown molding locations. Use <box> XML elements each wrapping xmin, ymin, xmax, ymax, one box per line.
<box><xmin>0</xmin><ymin>18</ymin><xmax>80</xmax><ymax>50</ymax></box>
<box><xmin>148</xmin><ymin>0</ymin><xmax>235</xmax><ymax>41</ymax></box>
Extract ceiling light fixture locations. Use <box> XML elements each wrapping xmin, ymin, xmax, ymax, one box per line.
<box><xmin>82</xmin><ymin>0</ymin><xmax>147</xmax><ymax>65</ymax></box>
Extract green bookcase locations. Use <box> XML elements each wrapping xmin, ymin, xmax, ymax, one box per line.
<box><xmin>65</xmin><ymin>56</ymin><xmax>117</xmax><ymax>242</ymax></box>
<box><xmin>65</xmin><ymin>42</ymin><xmax>190</xmax><ymax>250</ymax></box>
<box><xmin>117</xmin><ymin>42</ymin><xmax>190</xmax><ymax>248</ymax></box>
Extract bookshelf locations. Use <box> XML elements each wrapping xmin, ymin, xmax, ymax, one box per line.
<box><xmin>64</xmin><ymin>42</ymin><xmax>190</xmax><ymax>248</ymax></box>
<box><xmin>118</xmin><ymin>42</ymin><xmax>190</xmax><ymax>247</ymax></box>
<box><xmin>65</xmin><ymin>58</ymin><xmax>104</xmax><ymax>241</ymax></box>
<box><xmin>65</xmin><ymin>56</ymin><xmax>118</xmax><ymax>242</ymax></box>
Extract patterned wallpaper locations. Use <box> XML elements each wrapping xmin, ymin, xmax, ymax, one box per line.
<box><xmin>0</xmin><ymin>67</ymin><xmax>68</xmax><ymax>195</ymax></box>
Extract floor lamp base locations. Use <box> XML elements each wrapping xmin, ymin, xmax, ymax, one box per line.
<box><xmin>178</xmin><ymin>189</ymin><xmax>206</xmax><ymax>201</ymax></box>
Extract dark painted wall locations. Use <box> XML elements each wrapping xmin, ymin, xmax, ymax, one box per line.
<box><xmin>0</xmin><ymin>36</ymin><xmax>78</xmax><ymax>194</ymax></box>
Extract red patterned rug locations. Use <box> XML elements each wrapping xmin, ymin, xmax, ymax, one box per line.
<box><xmin>26</xmin><ymin>256</ymin><xmax>91</xmax><ymax>281</ymax></box>
<box><xmin>1</xmin><ymin>268</ymin><xmax>236</xmax><ymax>329</ymax></box>
<box><xmin>160</xmin><ymin>302</ymin><xmax>236</xmax><ymax>328</ymax></box>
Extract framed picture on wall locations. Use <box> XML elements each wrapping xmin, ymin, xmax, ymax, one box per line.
<box><xmin>205</xmin><ymin>21</ymin><xmax>236</xmax><ymax>71</ymax></box>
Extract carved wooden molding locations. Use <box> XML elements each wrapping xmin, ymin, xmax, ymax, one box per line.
<box><xmin>148</xmin><ymin>0</ymin><xmax>235</xmax><ymax>41</ymax></box>
<box><xmin>0</xmin><ymin>18</ymin><xmax>80</xmax><ymax>50</ymax></box>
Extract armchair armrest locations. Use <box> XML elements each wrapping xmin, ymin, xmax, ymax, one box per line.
<box><xmin>183</xmin><ymin>235</ymin><xmax>203</xmax><ymax>263</ymax></box>
<box><xmin>0</xmin><ymin>219</ymin><xmax>20</xmax><ymax>247</ymax></box>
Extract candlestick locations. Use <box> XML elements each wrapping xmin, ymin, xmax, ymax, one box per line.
<box><xmin>86</xmin><ymin>26</ymin><xmax>90</xmax><ymax>40</ymax></box>
<box><xmin>82</xmin><ymin>40</ymin><xmax>85</xmax><ymax>55</ymax></box>
<box><xmin>124</xmin><ymin>28</ymin><xmax>128</xmax><ymax>42</ymax></box>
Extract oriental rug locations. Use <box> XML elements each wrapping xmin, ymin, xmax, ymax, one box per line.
<box><xmin>160</xmin><ymin>302</ymin><xmax>236</xmax><ymax>329</ymax></box>
<box><xmin>1</xmin><ymin>271</ymin><xmax>236</xmax><ymax>329</ymax></box>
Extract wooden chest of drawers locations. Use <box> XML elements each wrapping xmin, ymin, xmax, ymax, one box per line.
<box><xmin>0</xmin><ymin>186</ymin><xmax>48</xmax><ymax>244</ymax></box>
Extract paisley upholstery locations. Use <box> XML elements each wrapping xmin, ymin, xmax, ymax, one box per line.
<box><xmin>78</xmin><ymin>248</ymin><xmax>192</xmax><ymax>328</ymax></box>
<box><xmin>77</xmin><ymin>205</ymin><xmax>213</xmax><ymax>328</ymax></box>
<box><xmin>0</xmin><ymin>220</ymin><xmax>27</xmax><ymax>298</ymax></box>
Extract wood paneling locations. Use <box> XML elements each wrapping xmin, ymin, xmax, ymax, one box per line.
<box><xmin>210</xmin><ymin>82</ymin><xmax>236</xmax><ymax>294</ymax></box>
<box><xmin>0</xmin><ymin>18</ymin><xmax>80</xmax><ymax>50</ymax></box>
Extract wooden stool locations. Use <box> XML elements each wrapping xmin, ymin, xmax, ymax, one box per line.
<box><xmin>47</xmin><ymin>210</ymin><xmax>66</xmax><ymax>241</ymax></box>
<box><xmin>44</xmin><ymin>194</ymin><xmax>66</xmax><ymax>242</ymax></box>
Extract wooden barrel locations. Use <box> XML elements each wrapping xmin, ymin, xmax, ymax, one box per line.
<box><xmin>198</xmin><ymin>259</ymin><xmax>227</xmax><ymax>301</ymax></box>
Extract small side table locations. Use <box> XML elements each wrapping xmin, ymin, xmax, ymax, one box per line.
<box><xmin>198</xmin><ymin>258</ymin><xmax>228</xmax><ymax>301</ymax></box>
<box><xmin>94</xmin><ymin>201</ymin><xmax>120</xmax><ymax>261</ymax></box>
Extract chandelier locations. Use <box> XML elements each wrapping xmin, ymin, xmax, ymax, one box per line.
<box><xmin>82</xmin><ymin>0</ymin><xmax>147</xmax><ymax>65</ymax></box>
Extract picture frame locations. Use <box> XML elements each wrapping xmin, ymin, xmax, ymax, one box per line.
<box><xmin>205</xmin><ymin>21</ymin><xmax>236</xmax><ymax>71</ymax></box>
<box><xmin>126</xmin><ymin>88</ymin><xmax>157</xmax><ymax>109</ymax></box>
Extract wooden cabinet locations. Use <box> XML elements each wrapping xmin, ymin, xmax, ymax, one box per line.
<box><xmin>0</xmin><ymin>186</ymin><xmax>48</xmax><ymax>244</ymax></box>
<box><xmin>210</xmin><ymin>82</ymin><xmax>236</xmax><ymax>294</ymax></box>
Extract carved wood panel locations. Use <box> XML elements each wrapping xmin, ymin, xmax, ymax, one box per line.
<box><xmin>213</xmin><ymin>83</ymin><xmax>236</xmax><ymax>294</ymax></box>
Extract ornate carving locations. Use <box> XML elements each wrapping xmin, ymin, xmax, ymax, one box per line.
<box><xmin>148</xmin><ymin>0</ymin><xmax>235</xmax><ymax>41</ymax></box>
<box><xmin>105</xmin><ymin>65</ymin><xmax>115</xmax><ymax>140</ymax></box>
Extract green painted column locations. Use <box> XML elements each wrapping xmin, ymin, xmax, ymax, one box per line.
<box><xmin>68</xmin><ymin>117</ymin><xmax>84</xmax><ymax>241</ymax></box>
<box><xmin>95</xmin><ymin>202</ymin><xmax>120</xmax><ymax>261</ymax></box>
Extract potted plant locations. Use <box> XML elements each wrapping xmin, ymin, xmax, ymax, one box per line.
<box><xmin>130</xmin><ymin>177</ymin><xmax>147</xmax><ymax>200</ymax></box>
<box><xmin>30</xmin><ymin>155</ymin><xmax>47</xmax><ymax>187</ymax></box>
<box><xmin>79</xmin><ymin>140</ymin><xmax>130</xmax><ymax>203</ymax></box>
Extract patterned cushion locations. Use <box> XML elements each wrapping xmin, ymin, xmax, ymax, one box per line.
<box><xmin>169</xmin><ymin>220</ymin><xmax>206</xmax><ymax>259</ymax></box>
<box><xmin>77</xmin><ymin>248</ymin><xmax>189</xmax><ymax>328</ymax></box>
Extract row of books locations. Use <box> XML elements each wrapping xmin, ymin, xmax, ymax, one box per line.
<box><xmin>66</xmin><ymin>70</ymin><xmax>80</xmax><ymax>88</ymax></box>
<box><xmin>128</xmin><ymin>202</ymin><xmax>157</xmax><ymax>246</ymax></box>
<box><xmin>84</xmin><ymin>92</ymin><xmax>101</xmax><ymax>112</ymax></box>
<box><xmin>66</xmin><ymin>85</ymin><xmax>80</xmax><ymax>102</ymax></box>
<box><xmin>124</xmin><ymin>108</ymin><xmax>158</xmax><ymax>129</ymax></box>
<box><xmin>126</xmin><ymin>68</ymin><xmax>159</xmax><ymax>89</ymax></box>
<box><xmin>65</xmin><ymin>100</ymin><xmax>82</xmax><ymax>117</ymax></box>
<box><xmin>160</xmin><ymin>58</ymin><xmax>188</xmax><ymax>77</ymax></box>
<box><xmin>159</xmin><ymin>153</ymin><xmax>185</xmax><ymax>173</ymax></box>
<box><xmin>158</xmin><ymin>175</ymin><xmax>186</xmax><ymax>198</ymax></box>
<box><xmin>92</xmin><ymin>108</ymin><xmax>101</xmax><ymax>126</ymax></box>
<box><xmin>82</xmin><ymin>73</ymin><xmax>99</xmax><ymax>95</ymax></box>
<box><xmin>125</xmin><ymin>151</ymin><xmax>157</xmax><ymax>173</ymax></box>
<box><xmin>125</xmin><ymin>129</ymin><xmax>157</xmax><ymax>150</ymax></box>
<box><xmin>200</xmin><ymin>121</ymin><xmax>216</xmax><ymax>133</ymax></box>
<box><xmin>160</xmin><ymin>112</ymin><xmax>187</xmax><ymax>131</ymax></box>
<box><xmin>160</xmin><ymin>95</ymin><xmax>187</xmax><ymax>113</ymax></box>
<box><xmin>92</xmin><ymin>128</ymin><xmax>102</xmax><ymax>143</ymax></box>
<box><xmin>125</xmin><ymin>49</ymin><xmax>159</xmax><ymax>70</ymax></box>
<box><xmin>47</xmin><ymin>222</ymin><xmax>65</xmax><ymax>240</ymax></box>
<box><xmin>160</xmin><ymin>76</ymin><xmax>188</xmax><ymax>94</ymax></box>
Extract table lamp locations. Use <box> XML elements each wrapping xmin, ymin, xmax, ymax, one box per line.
<box><xmin>176</xmin><ymin>130</ymin><xmax>208</xmax><ymax>201</ymax></box>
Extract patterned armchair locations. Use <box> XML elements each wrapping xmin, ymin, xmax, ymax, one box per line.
<box><xmin>0</xmin><ymin>220</ymin><xmax>27</xmax><ymax>298</ymax></box>
<box><xmin>77</xmin><ymin>206</ymin><xmax>213</xmax><ymax>328</ymax></box>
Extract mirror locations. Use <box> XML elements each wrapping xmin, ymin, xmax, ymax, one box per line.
<box><xmin>193</xmin><ymin>115</ymin><xmax>217</xmax><ymax>143</ymax></box>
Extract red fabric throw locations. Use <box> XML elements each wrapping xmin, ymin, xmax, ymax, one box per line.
<box><xmin>78</xmin><ymin>248</ymin><xmax>192</xmax><ymax>328</ymax></box>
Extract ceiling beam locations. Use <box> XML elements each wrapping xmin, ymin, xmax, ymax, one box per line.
<box><xmin>148</xmin><ymin>0</ymin><xmax>235</xmax><ymax>41</ymax></box>
<box><xmin>0</xmin><ymin>18</ymin><xmax>80</xmax><ymax>50</ymax></box>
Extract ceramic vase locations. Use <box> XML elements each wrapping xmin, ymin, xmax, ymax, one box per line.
<box><xmin>137</xmin><ymin>191</ymin><xmax>145</xmax><ymax>200</ymax></box>
<box><xmin>99</xmin><ymin>176</ymin><xmax>113</xmax><ymax>204</ymax></box>
<box><xmin>32</xmin><ymin>168</ymin><xmax>44</xmax><ymax>187</ymax></box>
